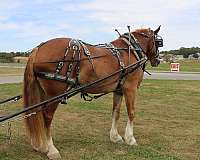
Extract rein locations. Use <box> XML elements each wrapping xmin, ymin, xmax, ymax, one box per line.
<box><xmin>0</xmin><ymin>95</ymin><xmax>22</xmax><ymax>105</ymax></box>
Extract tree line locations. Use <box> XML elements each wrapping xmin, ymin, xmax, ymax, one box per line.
<box><xmin>0</xmin><ymin>46</ymin><xmax>200</xmax><ymax>62</ymax></box>
<box><xmin>0</xmin><ymin>51</ymin><xmax>30</xmax><ymax>63</ymax></box>
<box><xmin>160</xmin><ymin>47</ymin><xmax>200</xmax><ymax>58</ymax></box>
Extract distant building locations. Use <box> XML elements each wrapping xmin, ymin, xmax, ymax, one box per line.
<box><xmin>175</xmin><ymin>55</ymin><xmax>184</xmax><ymax>60</ymax></box>
<box><xmin>188</xmin><ymin>53</ymin><xmax>200</xmax><ymax>60</ymax></box>
<box><xmin>159</xmin><ymin>53</ymin><xmax>185</xmax><ymax>63</ymax></box>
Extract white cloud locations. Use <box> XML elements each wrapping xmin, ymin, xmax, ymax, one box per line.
<box><xmin>0</xmin><ymin>0</ymin><xmax>199</xmax><ymax>51</ymax></box>
<box><xmin>72</xmin><ymin>0</ymin><xmax>200</xmax><ymax>50</ymax></box>
<box><xmin>78</xmin><ymin>0</ymin><xmax>200</xmax><ymax>26</ymax></box>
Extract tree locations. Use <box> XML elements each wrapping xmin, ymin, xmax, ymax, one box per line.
<box><xmin>160</xmin><ymin>46</ymin><xmax>200</xmax><ymax>58</ymax></box>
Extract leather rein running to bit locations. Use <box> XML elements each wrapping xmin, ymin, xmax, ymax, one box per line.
<box><xmin>34</xmin><ymin>30</ymin><xmax>154</xmax><ymax>102</ymax></box>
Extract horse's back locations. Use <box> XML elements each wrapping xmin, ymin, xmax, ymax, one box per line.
<box><xmin>35</xmin><ymin>38</ymin><xmax>71</xmax><ymax>62</ymax></box>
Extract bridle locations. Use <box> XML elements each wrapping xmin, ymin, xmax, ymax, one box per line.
<box><xmin>134</xmin><ymin>29</ymin><xmax>163</xmax><ymax>62</ymax></box>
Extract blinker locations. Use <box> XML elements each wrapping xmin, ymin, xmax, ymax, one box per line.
<box><xmin>155</xmin><ymin>35</ymin><xmax>163</xmax><ymax>48</ymax></box>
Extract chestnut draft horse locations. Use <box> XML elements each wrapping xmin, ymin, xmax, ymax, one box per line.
<box><xmin>23</xmin><ymin>26</ymin><xmax>162</xmax><ymax>159</ymax></box>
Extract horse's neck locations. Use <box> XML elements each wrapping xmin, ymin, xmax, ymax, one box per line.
<box><xmin>131</xmin><ymin>32</ymin><xmax>148</xmax><ymax>55</ymax></box>
<box><xmin>111</xmin><ymin>39</ymin><xmax>127</xmax><ymax>48</ymax></box>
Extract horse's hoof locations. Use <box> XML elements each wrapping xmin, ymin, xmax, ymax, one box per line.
<box><xmin>125</xmin><ymin>137</ymin><xmax>138</xmax><ymax>146</ymax></box>
<box><xmin>115</xmin><ymin>138</ymin><xmax>124</xmax><ymax>144</ymax></box>
<box><xmin>111</xmin><ymin>138</ymin><xmax>124</xmax><ymax>144</ymax></box>
<box><xmin>32</xmin><ymin>146</ymin><xmax>48</xmax><ymax>153</ymax></box>
<box><xmin>110</xmin><ymin>135</ymin><xmax>124</xmax><ymax>144</ymax></box>
<box><xmin>47</xmin><ymin>152</ymin><xmax>61</xmax><ymax>160</ymax></box>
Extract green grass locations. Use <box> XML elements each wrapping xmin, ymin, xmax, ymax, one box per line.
<box><xmin>0</xmin><ymin>67</ymin><xmax>25</xmax><ymax>75</ymax></box>
<box><xmin>0</xmin><ymin>80</ymin><xmax>200</xmax><ymax>160</ymax></box>
<box><xmin>0</xmin><ymin>60</ymin><xmax>200</xmax><ymax>75</ymax></box>
<box><xmin>147</xmin><ymin>60</ymin><xmax>200</xmax><ymax>72</ymax></box>
<box><xmin>0</xmin><ymin>63</ymin><xmax>25</xmax><ymax>75</ymax></box>
<box><xmin>0</xmin><ymin>63</ymin><xmax>26</xmax><ymax>67</ymax></box>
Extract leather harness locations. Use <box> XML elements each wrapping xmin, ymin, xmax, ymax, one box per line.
<box><xmin>34</xmin><ymin>33</ymin><xmax>146</xmax><ymax>101</ymax></box>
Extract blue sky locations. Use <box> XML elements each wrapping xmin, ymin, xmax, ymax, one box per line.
<box><xmin>0</xmin><ymin>0</ymin><xmax>200</xmax><ymax>52</ymax></box>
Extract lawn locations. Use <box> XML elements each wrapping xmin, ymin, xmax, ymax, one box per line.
<box><xmin>0</xmin><ymin>63</ymin><xmax>25</xmax><ymax>75</ymax></box>
<box><xmin>0</xmin><ymin>60</ymin><xmax>200</xmax><ymax>76</ymax></box>
<box><xmin>147</xmin><ymin>60</ymin><xmax>200</xmax><ymax>72</ymax></box>
<box><xmin>0</xmin><ymin>80</ymin><xmax>200</xmax><ymax>160</ymax></box>
<box><xmin>0</xmin><ymin>67</ymin><xmax>25</xmax><ymax>75</ymax></box>
<box><xmin>0</xmin><ymin>63</ymin><xmax>26</xmax><ymax>67</ymax></box>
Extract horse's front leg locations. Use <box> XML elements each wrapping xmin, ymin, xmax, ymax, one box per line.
<box><xmin>124</xmin><ymin>86</ymin><xmax>138</xmax><ymax>146</ymax></box>
<box><xmin>110</xmin><ymin>92</ymin><xmax>124</xmax><ymax>143</ymax></box>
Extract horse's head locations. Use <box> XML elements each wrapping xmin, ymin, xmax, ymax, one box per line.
<box><xmin>133</xmin><ymin>26</ymin><xmax>163</xmax><ymax>67</ymax></box>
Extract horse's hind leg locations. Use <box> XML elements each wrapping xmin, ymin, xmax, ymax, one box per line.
<box><xmin>110</xmin><ymin>92</ymin><xmax>124</xmax><ymax>143</ymax></box>
<box><xmin>124</xmin><ymin>86</ymin><xmax>138</xmax><ymax>146</ymax></box>
<box><xmin>43</xmin><ymin>102</ymin><xmax>61</xmax><ymax>160</ymax></box>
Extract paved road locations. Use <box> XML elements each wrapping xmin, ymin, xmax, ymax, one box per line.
<box><xmin>144</xmin><ymin>72</ymin><xmax>200</xmax><ymax>80</ymax></box>
<box><xmin>0</xmin><ymin>76</ymin><xmax>23</xmax><ymax>84</ymax></box>
<box><xmin>0</xmin><ymin>72</ymin><xmax>200</xmax><ymax>84</ymax></box>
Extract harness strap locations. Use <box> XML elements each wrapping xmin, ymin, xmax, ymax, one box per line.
<box><xmin>121</xmin><ymin>37</ymin><xmax>140</xmax><ymax>61</ymax></box>
<box><xmin>121</xmin><ymin>33</ymin><xmax>145</xmax><ymax>61</ymax></box>
<box><xmin>53</xmin><ymin>40</ymin><xmax>80</xmax><ymax>104</ymax></box>
<box><xmin>105</xmin><ymin>43</ymin><xmax>125</xmax><ymax>68</ymax></box>
<box><xmin>78</xmin><ymin>40</ymin><xmax>90</xmax><ymax>56</ymax></box>
<box><xmin>36</xmin><ymin>72</ymin><xmax>76</xmax><ymax>85</ymax></box>
<box><xmin>95</xmin><ymin>43</ymin><xmax>126</xmax><ymax>96</ymax></box>
<box><xmin>78</xmin><ymin>40</ymin><xmax>96</xmax><ymax>74</ymax></box>
<box><xmin>35</xmin><ymin>35</ymin><xmax>147</xmax><ymax>102</ymax></box>
<box><xmin>35</xmin><ymin>39</ymin><xmax>82</xmax><ymax>104</ymax></box>
<box><xmin>68</xmin><ymin>39</ymin><xmax>81</xmax><ymax>86</ymax></box>
<box><xmin>56</xmin><ymin>47</ymin><xmax>69</xmax><ymax>74</ymax></box>
<box><xmin>80</xmin><ymin>92</ymin><xmax>110</xmax><ymax>101</ymax></box>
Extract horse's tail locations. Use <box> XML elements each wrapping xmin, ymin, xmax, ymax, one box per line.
<box><xmin>23</xmin><ymin>47</ymin><xmax>48</xmax><ymax>152</ymax></box>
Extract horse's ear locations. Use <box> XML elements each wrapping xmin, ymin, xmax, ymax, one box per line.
<box><xmin>154</xmin><ymin>25</ymin><xmax>161</xmax><ymax>34</ymax></box>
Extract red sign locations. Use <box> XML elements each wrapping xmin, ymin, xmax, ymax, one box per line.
<box><xmin>171</xmin><ymin>63</ymin><xmax>180</xmax><ymax>72</ymax></box>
